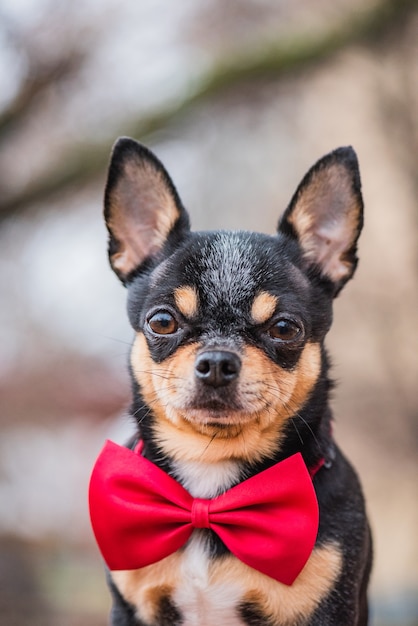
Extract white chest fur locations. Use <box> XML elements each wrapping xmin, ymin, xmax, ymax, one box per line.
<box><xmin>173</xmin><ymin>534</ymin><xmax>246</xmax><ymax>626</ymax></box>
<box><xmin>171</xmin><ymin>458</ymin><xmax>247</xmax><ymax>624</ymax></box>
<box><xmin>171</xmin><ymin>457</ymin><xmax>243</xmax><ymax>498</ymax></box>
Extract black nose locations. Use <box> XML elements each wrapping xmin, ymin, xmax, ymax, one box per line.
<box><xmin>195</xmin><ymin>350</ymin><xmax>241</xmax><ymax>388</ymax></box>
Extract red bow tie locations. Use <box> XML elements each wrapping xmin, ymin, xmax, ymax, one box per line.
<box><xmin>89</xmin><ymin>440</ymin><xmax>320</xmax><ymax>586</ymax></box>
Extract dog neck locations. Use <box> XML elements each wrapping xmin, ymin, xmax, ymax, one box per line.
<box><xmin>131</xmin><ymin>436</ymin><xmax>331</xmax><ymax>500</ymax></box>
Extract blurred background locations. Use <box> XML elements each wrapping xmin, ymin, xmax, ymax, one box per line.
<box><xmin>0</xmin><ymin>0</ymin><xmax>417</xmax><ymax>624</ymax></box>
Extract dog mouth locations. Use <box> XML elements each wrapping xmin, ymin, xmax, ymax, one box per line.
<box><xmin>171</xmin><ymin>380</ymin><xmax>268</xmax><ymax>429</ymax></box>
<box><xmin>181</xmin><ymin>401</ymin><xmax>256</xmax><ymax>428</ymax></box>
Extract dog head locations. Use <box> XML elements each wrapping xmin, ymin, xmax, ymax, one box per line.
<box><xmin>104</xmin><ymin>139</ymin><xmax>363</xmax><ymax>463</ymax></box>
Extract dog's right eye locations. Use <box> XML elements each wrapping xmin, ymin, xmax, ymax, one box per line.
<box><xmin>147</xmin><ymin>311</ymin><xmax>179</xmax><ymax>335</ymax></box>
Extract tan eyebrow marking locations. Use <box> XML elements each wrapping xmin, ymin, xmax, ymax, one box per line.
<box><xmin>174</xmin><ymin>285</ymin><xmax>199</xmax><ymax>319</ymax></box>
<box><xmin>251</xmin><ymin>291</ymin><xmax>278</xmax><ymax>325</ymax></box>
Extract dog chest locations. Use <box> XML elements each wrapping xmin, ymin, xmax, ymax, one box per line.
<box><xmin>111</xmin><ymin>535</ymin><xmax>342</xmax><ymax>626</ymax></box>
<box><xmin>111</xmin><ymin>534</ymin><xmax>249</xmax><ymax>626</ymax></box>
<box><xmin>172</xmin><ymin>535</ymin><xmax>248</xmax><ymax>626</ymax></box>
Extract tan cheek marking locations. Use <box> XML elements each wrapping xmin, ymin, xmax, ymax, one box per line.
<box><xmin>174</xmin><ymin>285</ymin><xmax>199</xmax><ymax>319</ymax></box>
<box><xmin>285</xmin><ymin>341</ymin><xmax>322</xmax><ymax>416</ymax></box>
<box><xmin>251</xmin><ymin>291</ymin><xmax>278</xmax><ymax>325</ymax></box>
<box><xmin>210</xmin><ymin>543</ymin><xmax>342</xmax><ymax>623</ymax></box>
<box><xmin>111</xmin><ymin>553</ymin><xmax>182</xmax><ymax>624</ymax></box>
<box><xmin>240</xmin><ymin>341</ymin><xmax>321</xmax><ymax>423</ymax></box>
<box><xmin>130</xmin><ymin>333</ymin><xmax>159</xmax><ymax>412</ymax></box>
<box><xmin>130</xmin><ymin>333</ymin><xmax>198</xmax><ymax>427</ymax></box>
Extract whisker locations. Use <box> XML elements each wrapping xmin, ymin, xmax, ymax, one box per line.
<box><xmin>290</xmin><ymin>411</ymin><xmax>319</xmax><ymax>448</ymax></box>
<box><xmin>290</xmin><ymin>417</ymin><xmax>304</xmax><ymax>445</ymax></box>
<box><xmin>99</xmin><ymin>334</ymin><xmax>132</xmax><ymax>347</ymax></box>
<box><xmin>201</xmin><ymin>432</ymin><xmax>218</xmax><ymax>458</ymax></box>
<box><xmin>133</xmin><ymin>368</ymin><xmax>187</xmax><ymax>383</ymax></box>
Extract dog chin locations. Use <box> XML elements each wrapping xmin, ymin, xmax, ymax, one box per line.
<box><xmin>181</xmin><ymin>408</ymin><xmax>255</xmax><ymax>429</ymax></box>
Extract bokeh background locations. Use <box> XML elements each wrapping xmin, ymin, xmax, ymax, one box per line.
<box><xmin>0</xmin><ymin>0</ymin><xmax>417</xmax><ymax>624</ymax></box>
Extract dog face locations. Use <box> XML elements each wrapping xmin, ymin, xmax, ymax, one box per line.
<box><xmin>104</xmin><ymin>139</ymin><xmax>363</xmax><ymax>464</ymax></box>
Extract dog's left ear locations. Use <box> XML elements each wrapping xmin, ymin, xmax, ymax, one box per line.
<box><xmin>278</xmin><ymin>147</ymin><xmax>363</xmax><ymax>295</ymax></box>
<box><xmin>104</xmin><ymin>137</ymin><xmax>190</xmax><ymax>283</ymax></box>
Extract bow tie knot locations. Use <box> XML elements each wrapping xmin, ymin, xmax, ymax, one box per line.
<box><xmin>89</xmin><ymin>440</ymin><xmax>320</xmax><ymax>586</ymax></box>
<box><xmin>191</xmin><ymin>498</ymin><xmax>211</xmax><ymax>529</ymax></box>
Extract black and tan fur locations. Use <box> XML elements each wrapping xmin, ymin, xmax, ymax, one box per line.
<box><xmin>100</xmin><ymin>137</ymin><xmax>372</xmax><ymax>625</ymax></box>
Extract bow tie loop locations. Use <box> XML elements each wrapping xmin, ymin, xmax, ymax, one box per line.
<box><xmin>89</xmin><ymin>440</ymin><xmax>319</xmax><ymax>586</ymax></box>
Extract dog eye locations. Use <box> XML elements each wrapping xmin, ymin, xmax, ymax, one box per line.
<box><xmin>147</xmin><ymin>311</ymin><xmax>178</xmax><ymax>335</ymax></box>
<box><xmin>267</xmin><ymin>319</ymin><xmax>302</xmax><ymax>342</ymax></box>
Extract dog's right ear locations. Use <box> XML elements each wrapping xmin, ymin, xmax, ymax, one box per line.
<box><xmin>104</xmin><ymin>137</ymin><xmax>190</xmax><ymax>283</ymax></box>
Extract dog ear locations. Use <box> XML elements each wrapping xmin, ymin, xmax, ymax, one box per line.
<box><xmin>104</xmin><ymin>137</ymin><xmax>190</xmax><ymax>283</ymax></box>
<box><xmin>278</xmin><ymin>147</ymin><xmax>363</xmax><ymax>295</ymax></box>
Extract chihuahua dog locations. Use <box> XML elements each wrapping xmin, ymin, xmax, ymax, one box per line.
<box><xmin>89</xmin><ymin>138</ymin><xmax>372</xmax><ymax>626</ymax></box>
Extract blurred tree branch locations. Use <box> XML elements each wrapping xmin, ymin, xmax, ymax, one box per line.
<box><xmin>0</xmin><ymin>0</ymin><xmax>417</xmax><ymax>220</ymax></box>
<box><xmin>0</xmin><ymin>51</ymin><xmax>86</xmax><ymax>138</ymax></box>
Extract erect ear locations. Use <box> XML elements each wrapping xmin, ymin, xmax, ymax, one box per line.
<box><xmin>104</xmin><ymin>137</ymin><xmax>190</xmax><ymax>283</ymax></box>
<box><xmin>278</xmin><ymin>147</ymin><xmax>363</xmax><ymax>295</ymax></box>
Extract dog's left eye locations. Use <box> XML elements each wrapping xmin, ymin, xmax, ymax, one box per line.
<box><xmin>267</xmin><ymin>318</ymin><xmax>303</xmax><ymax>342</ymax></box>
<box><xmin>147</xmin><ymin>311</ymin><xmax>179</xmax><ymax>335</ymax></box>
